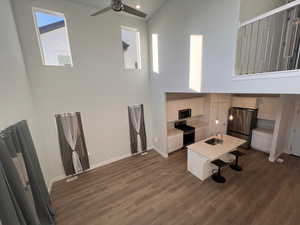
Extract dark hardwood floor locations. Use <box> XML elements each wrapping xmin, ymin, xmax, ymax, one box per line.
<box><xmin>51</xmin><ymin>149</ymin><xmax>300</xmax><ymax>225</ymax></box>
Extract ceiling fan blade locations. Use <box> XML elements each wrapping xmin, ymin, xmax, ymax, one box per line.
<box><xmin>90</xmin><ymin>6</ymin><xmax>111</xmax><ymax>16</ymax></box>
<box><xmin>123</xmin><ymin>4</ymin><xmax>147</xmax><ymax>18</ymax></box>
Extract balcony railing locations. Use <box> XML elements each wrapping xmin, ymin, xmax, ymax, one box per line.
<box><xmin>235</xmin><ymin>1</ymin><xmax>300</xmax><ymax>75</ymax></box>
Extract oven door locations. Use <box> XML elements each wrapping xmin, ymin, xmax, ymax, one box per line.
<box><xmin>184</xmin><ymin>132</ymin><xmax>195</xmax><ymax>146</ymax></box>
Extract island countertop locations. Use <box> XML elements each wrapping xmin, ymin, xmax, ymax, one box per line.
<box><xmin>187</xmin><ymin>135</ymin><xmax>247</xmax><ymax>161</ymax></box>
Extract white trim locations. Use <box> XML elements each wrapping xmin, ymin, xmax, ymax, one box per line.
<box><xmin>240</xmin><ymin>0</ymin><xmax>300</xmax><ymax>28</ymax></box>
<box><xmin>232</xmin><ymin>69</ymin><xmax>300</xmax><ymax>81</ymax></box>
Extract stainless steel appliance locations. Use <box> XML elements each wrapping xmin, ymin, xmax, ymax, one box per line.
<box><xmin>178</xmin><ymin>109</ymin><xmax>192</xmax><ymax>120</ymax></box>
<box><xmin>227</xmin><ymin>107</ymin><xmax>258</xmax><ymax>148</ymax></box>
<box><xmin>175</xmin><ymin>121</ymin><xmax>195</xmax><ymax>146</ymax></box>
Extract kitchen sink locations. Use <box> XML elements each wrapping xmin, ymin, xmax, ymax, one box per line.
<box><xmin>205</xmin><ymin>138</ymin><xmax>223</xmax><ymax>146</ymax></box>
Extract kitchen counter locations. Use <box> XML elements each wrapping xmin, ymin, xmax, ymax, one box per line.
<box><xmin>187</xmin><ymin>135</ymin><xmax>246</xmax><ymax>181</ymax></box>
<box><xmin>188</xmin><ymin>135</ymin><xmax>246</xmax><ymax>161</ymax></box>
<box><xmin>167</xmin><ymin>128</ymin><xmax>183</xmax><ymax>137</ymax></box>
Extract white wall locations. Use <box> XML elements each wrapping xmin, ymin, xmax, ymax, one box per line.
<box><xmin>148</xmin><ymin>0</ymin><xmax>300</xmax><ymax>155</ymax></box>
<box><xmin>12</xmin><ymin>0</ymin><xmax>153</xmax><ymax>183</ymax></box>
<box><xmin>270</xmin><ymin>95</ymin><xmax>295</xmax><ymax>161</ymax></box>
<box><xmin>240</xmin><ymin>0</ymin><xmax>287</xmax><ymax>22</ymax></box>
<box><xmin>0</xmin><ymin>0</ymin><xmax>49</xmax><ymax>183</ymax></box>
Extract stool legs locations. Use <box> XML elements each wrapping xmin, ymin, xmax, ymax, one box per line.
<box><xmin>230</xmin><ymin>155</ymin><xmax>242</xmax><ymax>171</ymax></box>
<box><xmin>212</xmin><ymin>167</ymin><xmax>226</xmax><ymax>183</ymax></box>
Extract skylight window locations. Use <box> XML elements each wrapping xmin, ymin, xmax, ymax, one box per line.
<box><xmin>121</xmin><ymin>27</ymin><xmax>141</xmax><ymax>70</ymax></box>
<box><xmin>152</xmin><ymin>34</ymin><xmax>159</xmax><ymax>74</ymax></box>
<box><xmin>189</xmin><ymin>35</ymin><xmax>203</xmax><ymax>92</ymax></box>
<box><xmin>33</xmin><ymin>8</ymin><xmax>73</xmax><ymax>67</ymax></box>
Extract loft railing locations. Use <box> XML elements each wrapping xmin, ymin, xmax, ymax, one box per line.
<box><xmin>235</xmin><ymin>0</ymin><xmax>300</xmax><ymax>75</ymax></box>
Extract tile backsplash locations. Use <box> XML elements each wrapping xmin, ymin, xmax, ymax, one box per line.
<box><xmin>167</xmin><ymin>115</ymin><xmax>206</xmax><ymax>129</ymax></box>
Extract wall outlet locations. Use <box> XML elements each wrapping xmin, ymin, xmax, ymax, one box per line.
<box><xmin>154</xmin><ymin>137</ymin><xmax>158</xmax><ymax>143</ymax></box>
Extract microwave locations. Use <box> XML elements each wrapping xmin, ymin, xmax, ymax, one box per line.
<box><xmin>178</xmin><ymin>109</ymin><xmax>192</xmax><ymax>120</ymax></box>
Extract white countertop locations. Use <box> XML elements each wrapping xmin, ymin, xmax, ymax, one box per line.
<box><xmin>252</xmin><ymin>128</ymin><xmax>274</xmax><ymax>135</ymax></box>
<box><xmin>167</xmin><ymin>128</ymin><xmax>184</xmax><ymax>137</ymax></box>
<box><xmin>187</xmin><ymin>135</ymin><xmax>247</xmax><ymax>161</ymax></box>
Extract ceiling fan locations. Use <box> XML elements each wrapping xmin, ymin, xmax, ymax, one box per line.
<box><xmin>91</xmin><ymin>0</ymin><xmax>147</xmax><ymax>18</ymax></box>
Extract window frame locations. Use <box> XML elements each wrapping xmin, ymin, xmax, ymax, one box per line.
<box><xmin>32</xmin><ymin>7</ymin><xmax>74</xmax><ymax>67</ymax></box>
<box><xmin>121</xmin><ymin>26</ymin><xmax>142</xmax><ymax>70</ymax></box>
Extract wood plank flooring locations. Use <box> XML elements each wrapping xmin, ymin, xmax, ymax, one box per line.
<box><xmin>51</xmin><ymin>149</ymin><xmax>300</xmax><ymax>225</ymax></box>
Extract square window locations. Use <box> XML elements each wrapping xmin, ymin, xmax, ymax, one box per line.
<box><xmin>33</xmin><ymin>8</ymin><xmax>73</xmax><ymax>67</ymax></box>
<box><xmin>121</xmin><ymin>27</ymin><xmax>141</xmax><ymax>70</ymax></box>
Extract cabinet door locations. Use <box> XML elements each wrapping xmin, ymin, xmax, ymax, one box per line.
<box><xmin>257</xmin><ymin>97</ymin><xmax>279</xmax><ymax>120</ymax></box>
<box><xmin>168</xmin><ymin>134</ymin><xmax>183</xmax><ymax>153</ymax></box>
<box><xmin>191</xmin><ymin>97</ymin><xmax>204</xmax><ymax>116</ymax></box>
<box><xmin>167</xmin><ymin>100</ymin><xmax>178</xmax><ymax>122</ymax></box>
<box><xmin>232</xmin><ymin>97</ymin><xmax>257</xmax><ymax>109</ymax></box>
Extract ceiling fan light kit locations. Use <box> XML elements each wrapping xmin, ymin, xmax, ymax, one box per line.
<box><xmin>91</xmin><ymin>0</ymin><xmax>147</xmax><ymax>18</ymax></box>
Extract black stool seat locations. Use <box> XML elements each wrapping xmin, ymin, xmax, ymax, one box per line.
<box><xmin>230</xmin><ymin>150</ymin><xmax>245</xmax><ymax>157</ymax></box>
<box><xmin>211</xmin><ymin>159</ymin><xmax>229</xmax><ymax>183</ymax></box>
<box><xmin>211</xmin><ymin>159</ymin><xmax>228</xmax><ymax>168</ymax></box>
<box><xmin>230</xmin><ymin>150</ymin><xmax>245</xmax><ymax>172</ymax></box>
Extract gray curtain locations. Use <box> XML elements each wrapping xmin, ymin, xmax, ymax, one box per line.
<box><xmin>55</xmin><ymin>112</ymin><xmax>90</xmax><ymax>176</ymax></box>
<box><xmin>0</xmin><ymin>121</ymin><xmax>55</xmax><ymax>225</ymax></box>
<box><xmin>0</xmin><ymin>139</ymin><xmax>40</xmax><ymax>225</ymax></box>
<box><xmin>128</xmin><ymin>104</ymin><xmax>147</xmax><ymax>154</ymax></box>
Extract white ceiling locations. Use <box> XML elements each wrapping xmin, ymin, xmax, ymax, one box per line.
<box><xmin>66</xmin><ymin>0</ymin><xmax>167</xmax><ymax>18</ymax></box>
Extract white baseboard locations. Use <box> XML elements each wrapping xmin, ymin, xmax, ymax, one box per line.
<box><xmin>47</xmin><ymin>149</ymin><xmax>156</xmax><ymax>193</ymax></box>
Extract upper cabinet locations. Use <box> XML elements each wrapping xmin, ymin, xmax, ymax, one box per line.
<box><xmin>232</xmin><ymin>97</ymin><xmax>257</xmax><ymax>109</ymax></box>
<box><xmin>236</xmin><ymin>0</ymin><xmax>300</xmax><ymax>76</ymax></box>
<box><xmin>257</xmin><ymin>97</ymin><xmax>280</xmax><ymax>120</ymax></box>
<box><xmin>166</xmin><ymin>97</ymin><xmax>204</xmax><ymax>122</ymax></box>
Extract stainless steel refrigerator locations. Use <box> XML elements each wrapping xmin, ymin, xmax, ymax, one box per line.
<box><xmin>227</xmin><ymin>107</ymin><xmax>258</xmax><ymax>149</ymax></box>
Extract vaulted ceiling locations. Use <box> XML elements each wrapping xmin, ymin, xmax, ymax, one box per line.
<box><xmin>66</xmin><ymin>0</ymin><xmax>168</xmax><ymax>18</ymax></box>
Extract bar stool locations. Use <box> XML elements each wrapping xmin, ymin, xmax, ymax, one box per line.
<box><xmin>230</xmin><ymin>150</ymin><xmax>245</xmax><ymax>172</ymax></box>
<box><xmin>211</xmin><ymin>159</ymin><xmax>229</xmax><ymax>183</ymax></box>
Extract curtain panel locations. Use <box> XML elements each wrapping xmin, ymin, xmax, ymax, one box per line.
<box><xmin>0</xmin><ymin>121</ymin><xmax>55</xmax><ymax>225</ymax></box>
<box><xmin>128</xmin><ymin>104</ymin><xmax>147</xmax><ymax>154</ymax></box>
<box><xmin>55</xmin><ymin>112</ymin><xmax>90</xmax><ymax>176</ymax></box>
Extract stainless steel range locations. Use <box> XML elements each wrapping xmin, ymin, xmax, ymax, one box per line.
<box><xmin>175</xmin><ymin>121</ymin><xmax>195</xmax><ymax>146</ymax></box>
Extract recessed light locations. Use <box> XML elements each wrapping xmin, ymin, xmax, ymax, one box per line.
<box><xmin>136</xmin><ymin>5</ymin><xmax>141</xmax><ymax>9</ymax></box>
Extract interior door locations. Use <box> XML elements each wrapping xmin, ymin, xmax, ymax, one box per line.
<box><xmin>289</xmin><ymin>103</ymin><xmax>300</xmax><ymax>157</ymax></box>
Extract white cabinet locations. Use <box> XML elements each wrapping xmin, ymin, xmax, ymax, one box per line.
<box><xmin>232</xmin><ymin>97</ymin><xmax>257</xmax><ymax>109</ymax></box>
<box><xmin>166</xmin><ymin>97</ymin><xmax>204</xmax><ymax>122</ymax></box>
<box><xmin>257</xmin><ymin>97</ymin><xmax>280</xmax><ymax>121</ymax></box>
<box><xmin>167</xmin><ymin>132</ymin><xmax>183</xmax><ymax>153</ymax></box>
<box><xmin>208</xmin><ymin>101</ymin><xmax>231</xmax><ymax>136</ymax></box>
<box><xmin>195</xmin><ymin>126</ymin><xmax>209</xmax><ymax>142</ymax></box>
<box><xmin>251</xmin><ymin>129</ymin><xmax>273</xmax><ymax>153</ymax></box>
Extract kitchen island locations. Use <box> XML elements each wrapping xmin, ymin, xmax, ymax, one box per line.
<box><xmin>187</xmin><ymin>135</ymin><xmax>246</xmax><ymax>181</ymax></box>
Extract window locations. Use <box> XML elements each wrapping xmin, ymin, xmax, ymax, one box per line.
<box><xmin>33</xmin><ymin>8</ymin><xmax>73</xmax><ymax>66</ymax></box>
<box><xmin>121</xmin><ymin>27</ymin><xmax>141</xmax><ymax>70</ymax></box>
<box><xmin>152</xmin><ymin>34</ymin><xmax>159</xmax><ymax>73</ymax></box>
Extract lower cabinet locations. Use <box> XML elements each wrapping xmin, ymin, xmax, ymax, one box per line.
<box><xmin>251</xmin><ymin>129</ymin><xmax>273</xmax><ymax>153</ymax></box>
<box><xmin>168</xmin><ymin>133</ymin><xmax>183</xmax><ymax>153</ymax></box>
<box><xmin>195</xmin><ymin>127</ymin><xmax>209</xmax><ymax>142</ymax></box>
